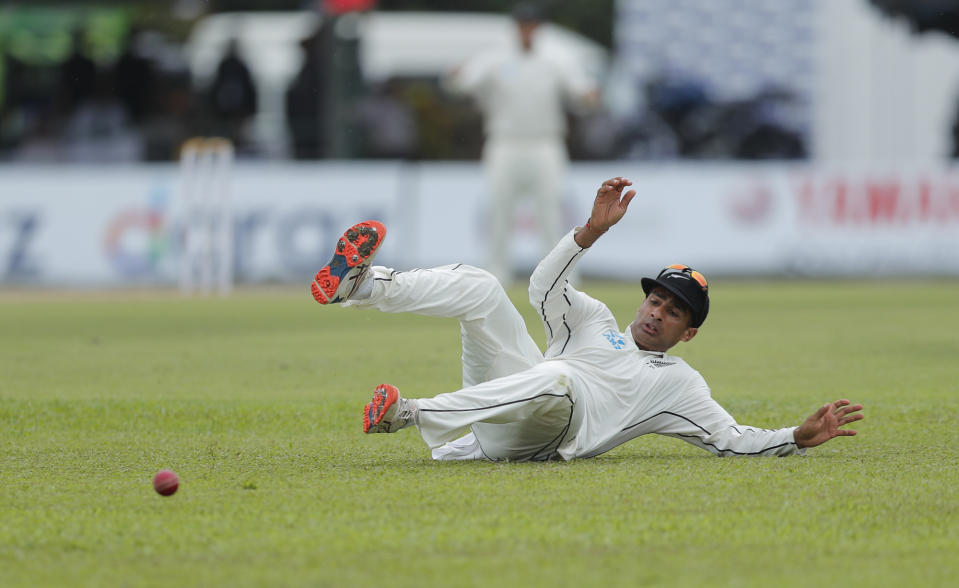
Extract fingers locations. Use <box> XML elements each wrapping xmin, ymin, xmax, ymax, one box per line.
<box><xmin>600</xmin><ymin>177</ymin><xmax>633</xmax><ymax>193</ymax></box>
<box><xmin>813</xmin><ymin>403</ymin><xmax>830</xmax><ymax>420</ymax></box>
<box><xmin>839</xmin><ymin>413</ymin><xmax>864</xmax><ymax>426</ymax></box>
<box><xmin>831</xmin><ymin>399</ymin><xmax>863</xmax><ymax>410</ymax></box>
<box><xmin>829</xmin><ymin>399</ymin><xmax>863</xmax><ymax>429</ymax></box>
<box><xmin>800</xmin><ymin>399</ymin><xmax>863</xmax><ymax>447</ymax></box>
<box><xmin>829</xmin><ymin>400</ymin><xmax>862</xmax><ymax>414</ymax></box>
<box><xmin>592</xmin><ymin>177</ymin><xmax>635</xmax><ymax>229</ymax></box>
<box><xmin>833</xmin><ymin>400</ymin><xmax>864</xmax><ymax>419</ymax></box>
<box><xmin>598</xmin><ymin>178</ymin><xmax>636</xmax><ymax>210</ymax></box>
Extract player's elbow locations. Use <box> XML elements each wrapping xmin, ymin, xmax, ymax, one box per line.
<box><xmin>527</xmin><ymin>263</ymin><xmax>560</xmax><ymax>303</ymax></box>
<box><xmin>527</xmin><ymin>278</ymin><xmax>553</xmax><ymax>309</ymax></box>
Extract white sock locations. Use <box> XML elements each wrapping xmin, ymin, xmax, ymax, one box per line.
<box><xmin>395</xmin><ymin>398</ymin><xmax>419</xmax><ymax>429</ymax></box>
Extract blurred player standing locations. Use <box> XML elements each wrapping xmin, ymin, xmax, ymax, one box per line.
<box><xmin>444</xmin><ymin>2</ymin><xmax>600</xmax><ymax>285</ymax></box>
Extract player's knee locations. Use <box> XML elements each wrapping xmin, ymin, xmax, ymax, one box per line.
<box><xmin>458</xmin><ymin>265</ymin><xmax>510</xmax><ymax>307</ymax></box>
<box><xmin>460</xmin><ymin>265</ymin><xmax>504</xmax><ymax>292</ymax></box>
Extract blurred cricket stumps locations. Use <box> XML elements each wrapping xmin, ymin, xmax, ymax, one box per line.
<box><xmin>178</xmin><ymin>136</ymin><xmax>234</xmax><ymax>296</ymax></box>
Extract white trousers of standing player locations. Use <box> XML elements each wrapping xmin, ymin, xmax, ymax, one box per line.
<box><xmin>344</xmin><ymin>264</ymin><xmax>578</xmax><ymax>461</ymax></box>
<box><xmin>483</xmin><ymin>137</ymin><xmax>567</xmax><ymax>285</ymax></box>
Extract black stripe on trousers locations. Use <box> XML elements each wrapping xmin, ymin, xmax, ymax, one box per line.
<box><xmin>421</xmin><ymin>391</ymin><xmax>575</xmax><ymax>461</ymax></box>
<box><xmin>374</xmin><ymin>263</ymin><xmax>466</xmax><ymax>284</ymax></box>
<box><xmin>531</xmin><ymin>394</ymin><xmax>575</xmax><ymax>461</ymax></box>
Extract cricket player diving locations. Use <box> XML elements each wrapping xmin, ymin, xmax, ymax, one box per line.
<box><xmin>311</xmin><ymin>176</ymin><xmax>864</xmax><ymax>462</ymax></box>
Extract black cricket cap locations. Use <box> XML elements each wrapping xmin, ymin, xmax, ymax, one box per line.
<box><xmin>640</xmin><ymin>265</ymin><xmax>710</xmax><ymax>328</ymax></box>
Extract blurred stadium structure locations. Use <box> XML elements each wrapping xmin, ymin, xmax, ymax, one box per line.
<box><xmin>2</xmin><ymin>0</ymin><xmax>959</xmax><ymax>289</ymax></box>
<box><xmin>5</xmin><ymin>0</ymin><xmax>959</xmax><ymax>163</ymax></box>
<box><xmin>183</xmin><ymin>11</ymin><xmax>607</xmax><ymax>159</ymax></box>
<box><xmin>612</xmin><ymin>0</ymin><xmax>814</xmax><ymax>160</ymax></box>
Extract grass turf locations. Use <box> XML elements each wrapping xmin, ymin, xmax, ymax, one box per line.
<box><xmin>1</xmin><ymin>280</ymin><xmax>956</xmax><ymax>587</ymax></box>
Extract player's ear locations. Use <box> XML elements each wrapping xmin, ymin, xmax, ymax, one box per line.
<box><xmin>680</xmin><ymin>327</ymin><xmax>698</xmax><ymax>343</ymax></box>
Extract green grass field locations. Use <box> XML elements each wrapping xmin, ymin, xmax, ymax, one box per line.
<box><xmin>1</xmin><ymin>280</ymin><xmax>957</xmax><ymax>587</ymax></box>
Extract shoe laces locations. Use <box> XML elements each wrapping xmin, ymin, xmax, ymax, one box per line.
<box><xmin>393</xmin><ymin>398</ymin><xmax>417</xmax><ymax>427</ymax></box>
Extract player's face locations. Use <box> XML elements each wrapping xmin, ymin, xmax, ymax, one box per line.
<box><xmin>629</xmin><ymin>288</ymin><xmax>698</xmax><ymax>352</ymax></box>
<box><xmin>517</xmin><ymin>21</ymin><xmax>538</xmax><ymax>50</ymax></box>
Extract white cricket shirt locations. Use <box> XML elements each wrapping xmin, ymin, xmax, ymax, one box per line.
<box><xmin>446</xmin><ymin>47</ymin><xmax>595</xmax><ymax>140</ymax></box>
<box><xmin>529</xmin><ymin>229</ymin><xmax>803</xmax><ymax>459</ymax></box>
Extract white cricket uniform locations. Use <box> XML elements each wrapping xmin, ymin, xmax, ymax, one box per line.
<box><xmin>446</xmin><ymin>48</ymin><xmax>596</xmax><ymax>283</ymax></box>
<box><xmin>346</xmin><ymin>229</ymin><xmax>803</xmax><ymax>461</ymax></box>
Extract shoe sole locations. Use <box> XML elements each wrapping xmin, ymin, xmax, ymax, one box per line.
<box><xmin>312</xmin><ymin>221</ymin><xmax>386</xmax><ymax>304</ymax></box>
<box><xmin>363</xmin><ymin>384</ymin><xmax>399</xmax><ymax>434</ymax></box>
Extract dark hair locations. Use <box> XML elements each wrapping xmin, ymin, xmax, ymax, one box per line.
<box><xmin>512</xmin><ymin>2</ymin><xmax>544</xmax><ymax>22</ymax></box>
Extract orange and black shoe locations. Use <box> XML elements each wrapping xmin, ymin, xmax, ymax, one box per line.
<box><xmin>363</xmin><ymin>383</ymin><xmax>415</xmax><ymax>434</ymax></box>
<box><xmin>311</xmin><ymin>220</ymin><xmax>386</xmax><ymax>304</ymax></box>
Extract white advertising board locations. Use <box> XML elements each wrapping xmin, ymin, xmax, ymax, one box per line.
<box><xmin>1</xmin><ymin>162</ymin><xmax>958</xmax><ymax>287</ymax></box>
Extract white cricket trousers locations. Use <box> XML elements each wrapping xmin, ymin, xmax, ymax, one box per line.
<box><xmin>483</xmin><ymin>137</ymin><xmax>568</xmax><ymax>285</ymax></box>
<box><xmin>345</xmin><ymin>264</ymin><xmax>579</xmax><ymax>461</ymax></box>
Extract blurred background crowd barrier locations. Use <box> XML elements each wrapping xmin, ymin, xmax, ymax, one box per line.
<box><xmin>2</xmin><ymin>0</ymin><xmax>959</xmax><ymax>287</ymax></box>
<box><xmin>0</xmin><ymin>1</ymin><xmax>610</xmax><ymax>163</ymax></box>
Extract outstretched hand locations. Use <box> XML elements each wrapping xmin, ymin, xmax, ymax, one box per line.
<box><xmin>793</xmin><ymin>399</ymin><xmax>864</xmax><ymax>449</ymax></box>
<box><xmin>575</xmin><ymin>177</ymin><xmax>637</xmax><ymax>248</ymax></box>
<box><xmin>589</xmin><ymin>176</ymin><xmax>637</xmax><ymax>232</ymax></box>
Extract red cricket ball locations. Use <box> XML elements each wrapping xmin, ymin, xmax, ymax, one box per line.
<box><xmin>153</xmin><ymin>469</ymin><xmax>179</xmax><ymax>496</ymax></box>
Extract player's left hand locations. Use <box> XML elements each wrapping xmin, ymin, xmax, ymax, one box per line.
<box><xmin>588</xmin><ymin>176</ymin><xmax>636</xmax><ymax>232</ymax></box>
<box><xmin>793</xmin><ymin>399</ymin><xmax>864</xmax><ymax>448</ymax></box>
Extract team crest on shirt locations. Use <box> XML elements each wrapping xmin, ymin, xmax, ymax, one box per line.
<box><xmin>603</xmin><ymin>330</ymin><xmax>627</xmax><ymax>349</ymax></box>
<box><xmin>647</xmin><ymin>358</ymin><xmax>676</xmax><ymax>368</ymax></box>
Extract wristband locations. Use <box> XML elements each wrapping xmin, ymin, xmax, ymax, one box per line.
<box><xmin>584</xmin><ymin>219</ymin><xmax>608</xmax><ymax>235</ymax></box>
